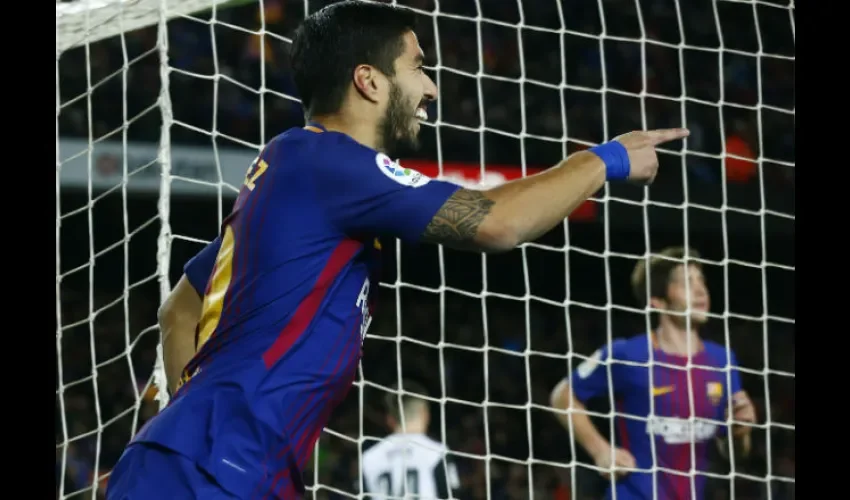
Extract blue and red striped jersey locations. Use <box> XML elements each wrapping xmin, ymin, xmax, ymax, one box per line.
<box><xmin>134</xmin><ymin>124</ymin><xmax>460</xmax><ymax>498</ymax></box>
<box><xmin>568</xmin><ymin>334</ymin><xmax>743</xmax><ymax>500</ymax></box>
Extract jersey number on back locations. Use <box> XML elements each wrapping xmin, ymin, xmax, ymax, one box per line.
<box><xmin>377</xmin><ymin>469</ymin><xmax>419</xmax><ymax>496</ymax></box>
<box><xmin>244</xmin><ymin>158</ymin><xmax>269</xmax><ymax>190</ymax></box>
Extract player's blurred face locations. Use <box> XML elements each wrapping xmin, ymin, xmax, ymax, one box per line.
<box><xmin>379</xmin><ymin>30</ymin><xmax>437</xmax><ymax>155</ymax></box>
<box><xmin>661</xmin><ymin>264</ymin><xmax>710</xmax><ymax>326</ymax></box>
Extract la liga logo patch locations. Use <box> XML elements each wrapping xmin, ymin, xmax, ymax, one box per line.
<box><xmin>375</xmin><ymin>153</ymin><xmax>430</xmax><ymax>187</ymax></box>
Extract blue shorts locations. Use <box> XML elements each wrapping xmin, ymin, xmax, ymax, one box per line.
<box><xmin>106</xmin><ymin>443</ymin><xmax>239</xmax><ymax>500</ymax></box>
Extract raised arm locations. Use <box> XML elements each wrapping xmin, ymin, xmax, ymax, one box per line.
<box><xmin>423</xmin><ymin>128</ymin><xmax>689</xmax><ymax>252</ymax></box>
<box><xmin>312</xmin><ymin>128</ymin><xmax>687</xmax><ymax>253</ymax></box>
<box><xmin>422</xmin><ymin>151</ymin><xmax>603</xmax><ymax>251</ymax></box>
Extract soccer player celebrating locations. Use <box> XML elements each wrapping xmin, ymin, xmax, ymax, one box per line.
<box><xmin>107</xmin><ymin>1</ymin><xmax>689</xmax><ymax>498</ymax></box>
<box><xmin>361</xmin><ymin>382</ymin><xmax>461</xmax><ymax>499</ymax></box>
<box><xmin>549</xmin><ymin>247</ymin><xmax>757</xmax><ymax>500</ymax></box>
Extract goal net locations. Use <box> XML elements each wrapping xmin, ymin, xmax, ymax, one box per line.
<box><xmin>56</xmin><ymin>0</ymin><xmax>795</xmax><ymax>498</ymax></box>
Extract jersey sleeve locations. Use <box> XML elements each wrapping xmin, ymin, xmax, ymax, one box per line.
<box><xmin>312</xmin><ymin>135</ymin><xmax>461</xmax><ymax>243</ymax></box>
<box><xmin>183</xmin><ymin>237</ymin><xmax>221</xmax><ymax>295</ymax></box>
<box><xmin>434</xmin><ymin>456</ymin><xmax>461</xmax><ymax>499</ymax></box>
<box><xmin>568</xmin><ymin>340</ymin><xmax>629</xmax><ymax>403</ymax></box>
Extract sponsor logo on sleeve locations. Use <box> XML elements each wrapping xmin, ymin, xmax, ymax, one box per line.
<box><xmin>375</xmin><ymin>153</ymin><xmax>430</xmax><ymax>187</ymax></box>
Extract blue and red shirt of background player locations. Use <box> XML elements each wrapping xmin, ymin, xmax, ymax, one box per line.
<box><xmin>567</xmin><ymin>333</ymin><xmax>743</xmax><ymax>500</ymax></box>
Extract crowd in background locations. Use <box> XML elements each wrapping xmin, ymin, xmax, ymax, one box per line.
<box><xmin>56</xmin><ymin>0</ymin><xmax>795</xmax><ymax>498</ymax></box>
<box><xmin>58</xmin><ymin>0</ymin><xmax>795</xmax><ymax>183</ymax></box>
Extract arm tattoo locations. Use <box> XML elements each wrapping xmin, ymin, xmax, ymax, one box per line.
<box><xmin>422</xmin><ymin>189</ymin><xmax>495</xmax><ymax>249</ymax></box>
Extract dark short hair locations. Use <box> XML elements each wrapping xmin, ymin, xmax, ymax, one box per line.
<box><xmin>384</xmin><ymin>380</ymin><xmax>429</xmax><ymax>421</ymax></box>
<box><xmin>631</xmin><ymin>246</ymin><xmax>702</xmax><ymax>305</ymax></box>
<box><xmin>290</xmin><ymin>0</ymin><xmax>418</xmax><ymax>118</ymax></box>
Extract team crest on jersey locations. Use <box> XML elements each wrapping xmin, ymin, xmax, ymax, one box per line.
<box><xmin>707</xmin><ymin>382</ymin><xmax>723</xmax><ymax>406</ymax></box>
<box><xmin>375</xmin><ymin>153</ymin><xmax>430</xmax><ymax>187</ymax></box>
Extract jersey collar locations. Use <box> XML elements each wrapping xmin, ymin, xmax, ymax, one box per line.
<box><xmin>304</xmin><ymin>122</ymin><xmax>326</xmax><ymax>133</ymax></box>
<box><xmin>650</xmin><ymin>330</ymin><xmax>705</xmax><ymax>357</ymax></box>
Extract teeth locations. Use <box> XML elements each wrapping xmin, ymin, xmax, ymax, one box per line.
<box><xmin>415</xmin><ymin>108</ymin><xmax>428</xmax><ymax>121</ymax></box>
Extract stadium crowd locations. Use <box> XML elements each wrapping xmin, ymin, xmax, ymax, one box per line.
<box><xmin>58</xmin><ymin>0</ymin><xmax>795</xmax><ymax>184</ymax></box>
<box><xmin>56</xmin><ymin>0</ymin><xmax>795</xmax><ymax>499</ymax></box>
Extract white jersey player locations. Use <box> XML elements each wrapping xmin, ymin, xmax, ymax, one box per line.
<box><xmin>362</xmin><ymin>382</ymin><xmax>461</xmax><ymax>499</ymax></box>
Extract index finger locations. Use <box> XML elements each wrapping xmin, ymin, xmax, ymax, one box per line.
<box><xmin>646</xmin><ymin>128</ymin><xmax>690</xmax><ymax>145</ymax></box>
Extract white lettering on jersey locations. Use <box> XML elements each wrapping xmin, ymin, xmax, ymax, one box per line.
<box><xmin>646</xmin><ymin>417</ymin><xmax>718</xmax><ymax>444</ymax></box>
<box><xmin>576</xmin><ymin>349</ymin><xmax>603</xmax><ymax>379</ymax></box>
<box><xmin>356</xmin><ymin>278</ymin><xmax>372</xmax><ymax>345</ymax></box>
<box><xmin>375</xmin><ymin>153</ymin><xmax>431</xmax><ymax>187</ymax></box>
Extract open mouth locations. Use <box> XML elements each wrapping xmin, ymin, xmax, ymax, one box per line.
<box><xmin>415</xmin><ymin>105</ymin><xmax>428</xmax><ymax>122</ymax></box>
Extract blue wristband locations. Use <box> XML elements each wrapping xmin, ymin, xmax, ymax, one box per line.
<box><xmin>590</xmin><ymin>141</ymin><xmax>631</xmax><ymax>181</ymax></box>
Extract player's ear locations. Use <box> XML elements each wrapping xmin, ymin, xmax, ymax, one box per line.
<box><xmin>649</xmin><ymin>296</ymin><xmax>667</xmax><ymax>314</ymax></box>
<box><xmin>353</xmin><ymin>64</ymin><xmax>382</xmax><ymax>104</ymax></box>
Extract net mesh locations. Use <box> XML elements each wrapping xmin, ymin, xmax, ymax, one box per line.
<box><xmin>56</xmin><ymin>0</ymin><xmax>795</xmax><ymax>498</ymax></box>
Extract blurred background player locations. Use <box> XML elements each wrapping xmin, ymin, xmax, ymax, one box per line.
<box><xmin>362</xmin><ymin>381</ymin><xmax>460</xmax><ymax>499</ymax></box>
<box><xmin>106</xmin><ymin>0</ymin><xmax>688</xmax><ymax>496</ymax></box>
<box><xmin>550</xmin><ymin>246</ymin><xmax>757</xmax><ymax>500</ymax></box>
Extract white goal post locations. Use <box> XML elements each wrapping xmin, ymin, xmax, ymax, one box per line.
<box><xmin>56</xmin><ymin>0</ymin><xmax>235</xmax><ymax>52</ymax></box>
<box><xmin>56</xmin><ymin>0</ymin><xmax>795</xmax><ymax>499</ymax></box>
